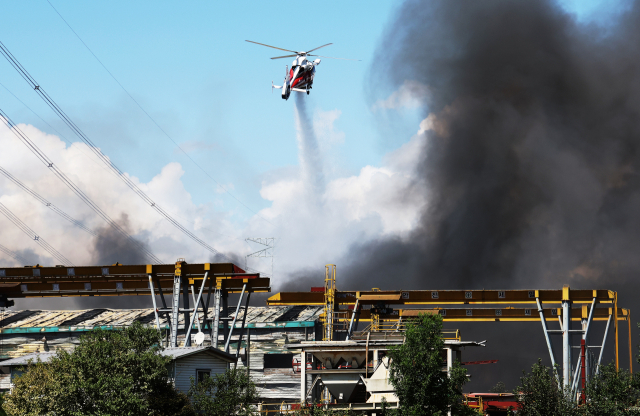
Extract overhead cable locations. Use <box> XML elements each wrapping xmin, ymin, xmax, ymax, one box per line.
<box><xmin>0</xmin><ymin>165</ymin><xmax>96</xmax><ymax>236</ymax></box>
<box><xmin>0</xmin><ymin>242</ymin><xmax>31</xmax><ymax>265</ymax></box>
<box><xmin>0</xmin><ymin>40</ymin><xmax>263</xmax><ymax>274</ymax></box>
<box><xmin>45</xmin><ymin>0</ymin><xmax>274</xmax><ymax>227</ymax></box>
<box><xmin>0</xmin><ymin>109</ymin><xmax>162</xmax><ymax>264</ymax></box>
<box><xmin>0</xmin><ymin>201</ymin><xmax>74</xmax><ymax>266</ymax></box>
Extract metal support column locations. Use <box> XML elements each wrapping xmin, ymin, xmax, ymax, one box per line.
<box><xmin>346</xmin><ymin>299</ymin><xmax>360</xmax><ymax>340</ymax></box>
<box><xmin>596</xmin><ymin>313</ymin><xmax>613</xmax><ymax>375</ymax></box>
<box><xmin>614</xmin><ymin>292</ymin><xmax>619</xmax><ymax>370</ymax></box>
<box><xmin>170</xmin><ymin>272</ymin><xmax>182</xmax><ymax>348</ymax></box>
<box><xmin>212</xmin><ymin>288</ymin><xmax>222</xmax><ymax>348</ymax></box>
<box><xmin>562</xmin><ymin>285</ymin><xmax>572</xmax><ymax>388</ymax></box>
<box><xmin>148</xmin><ymin>275</ymin><xmax>161</xmax><ymax>330</ymax></box>
<box><xmin>224</xmin><ymin>284</ymin><xmax>247</xmax><ymax>353</ymax></box>
<box><xmin>235</xmin><ymin>291</ymin><xmax>252</xmax><ymax>365</ymax></box>
<box><xmin>221</xmin><ymin>291</ymin><xmax>229</xmax><ymax>348</ymax></box>
<box><xmin>301</xmin><ymin>348</ymin><xmax>307</xmax><ymax>404</ymax></box>
<box><xmin>202</xmin><ymin>276</ymin><xmax>213</xmax><ymax>331</ymax></box>
<box><xmin>581</xmin><ymin>299</ymin><xmax>596</xmax><ymax>382</ymax></box>
<box><xmin>536</xmin><ymin>296</ymin><xmax>557</xmax><ymax>370</ymax></box>
<box><xmin>182</xmin><ymin>274</ymin><xmax>191</xmax><ymax>347</ymax></box>
<box><xmin>185</xmin><ymin>272</ymin><xmax>208</xmax><ymax>345</ymax></box>
<box><xmin>246</xmin><ymin>328</ymin><xmax>251</xmax><ymax>375</ymax></box>
<box><xmin>156</xmin><ymin>279</ymin><xmax>171</xmax><ymax>334</ymax></box>
<box><xmin>629</xmin><ymin>311</ymin><xmax>633</xmax><ymax>373</ymax></box>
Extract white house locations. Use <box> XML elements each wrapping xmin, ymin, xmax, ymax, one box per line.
<box><xmin>161</xmin><ymin>346</ymin><xmax>237</xmax><ymax>393</ymax></box>
<box><xmin>0</xmin><ymin>347</ymin><xmax>236</xmax><ymax>393</ymax></box>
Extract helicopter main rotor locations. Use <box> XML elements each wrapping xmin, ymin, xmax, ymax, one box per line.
<box><xmin>245</xmin><ymin>40</ymin><xmax>359</xmax><ymax>61</ymax></box>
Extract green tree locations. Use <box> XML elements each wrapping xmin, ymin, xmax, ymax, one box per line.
<box><xmin>512</xmin><ymin>360</ymin><xmax>579</xmax><ymax>416</ymax></box>
<box><xmin>387</xmin><ymin>312</ymin><xmax>474</xmax><ymax>416</ymax></box>
<box><xmin>3</xmin><ymin>322</ymin><xmax>194</xmax><ymax>416</ymax></box>
<box><xmin>188</xmin><ymin>368</ymin><xmax>258</xmax><ymax>416</ymax></box>
<box><xmin>582</xmin><ymin>364</ymin><xmax>640</xmax><ymax>415</ymax></box>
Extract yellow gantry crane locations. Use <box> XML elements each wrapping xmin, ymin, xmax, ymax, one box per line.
<box><xmin>267</xmin><ymin>267</ymin><xmax>631</xmax><ymax>396</ymax></box>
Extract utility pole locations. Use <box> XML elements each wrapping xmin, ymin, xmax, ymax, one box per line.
<box><xmin>245</xmin><ymin>238</ymin><xmax>275</xmax><ymax>277</ymax></box>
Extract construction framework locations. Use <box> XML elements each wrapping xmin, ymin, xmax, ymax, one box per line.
<box><xmin>0</xmin><ymin>261</ymin><xmax>271</xmax><ymax>350</ymax></box>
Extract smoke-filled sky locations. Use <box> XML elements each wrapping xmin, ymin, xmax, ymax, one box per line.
<box><xmin>1</xmin><ymin>0</ymin><xmax>638</xmax><ymax>389</ymax></box>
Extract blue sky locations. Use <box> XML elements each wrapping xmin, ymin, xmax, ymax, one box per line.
<box><xmin>0</xmin><ymin>1</ymin><xmax>406</xmax><ymax>227</ymax></box>
<box><xmin>0</xmin><ymin>0</ymin><xmax>630</xmax><ymax>278</ymax></box>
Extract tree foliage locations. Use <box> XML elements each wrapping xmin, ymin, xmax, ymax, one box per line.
<box><xmin>387</xmin><ymin>313</ymin><xmax>474</xmax><ymax>416</ymax></box>
<box><xmin>512</xmin><ymin>360</ymin><xmax>579</xmax><ymax>416</ymax></box>
<box><xmin>512</xmin><ymin>360</ymin><xmax>640</xmax><ymax>416</ymax></box>
<box><xmin>188</xmin><ymin>368</ymin><xmax>257</xmax><ymax>416</ymax></box>
<box><xmin>582</xmin><ymin>364</ymin><xmax>640</xmax><ymax>416</ymax></box>
<box><xmin>3</xmin><ymin>322</ymin><xmax>194</xmax><ymax>416</ymax></box>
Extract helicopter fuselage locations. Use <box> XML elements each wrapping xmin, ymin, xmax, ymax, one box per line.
<box><xmin>277</xmin><ymin>56</ymin><xmax>320</xmax><ymax>100</ymax></box>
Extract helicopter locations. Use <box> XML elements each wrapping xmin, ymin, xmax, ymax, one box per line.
<box><xmin>246</xmin><ymin>40</ymin><xmax>358</xmax><ymax>100</ymax></box>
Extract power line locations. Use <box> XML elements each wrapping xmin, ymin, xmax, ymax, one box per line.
<box><xmin>0</xmin><ymin>109</ymin><xmax>162</xmax><ymax>264</ymax></box>
<box><xmin>1</xmin><ymin>80</ymin><xmax>245</xmax><ymax>243</ymax></box>
<box><xmin>0</xmin><ymin>201</ymin><xmax>74</xmax><ymax>266</ymax></box>
<box><xmin>45</xmin><ymin>0</ymin><xmax>274</xmax><ymax>227</ymax></box>
<box><xmin>0</xmin><ymin>242</ymin><xmax>31</xmax><ymax>265</ymax></box>
<box><xmin>0</xmin><ymin>40</ymin><xmax>264</xmax><ymax>274</ymax></box>
<box><xmin>0</xmin><ymin>165</ymin><xmax>97</xmax><ymax>236</ymax></box>
<box><xmin>0</xmin><ymin>80</ymin><xmax>117</xmax><ymax>179</ymax></box>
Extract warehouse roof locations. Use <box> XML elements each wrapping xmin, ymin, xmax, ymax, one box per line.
<box><xmin>0</xmin><ymin>306</ymin><xmax>323</xmax><ymax>332</ymax></box>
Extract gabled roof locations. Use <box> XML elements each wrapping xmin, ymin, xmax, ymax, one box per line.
<box><xmin>0</xmin><ymin>352</ymin><xmax>56</xmax><ymax>366</ymax></box>
<box><xmin>160</xmin><ymin>346</ymin><xmax>237</xmax><ymax>363</ymax></box>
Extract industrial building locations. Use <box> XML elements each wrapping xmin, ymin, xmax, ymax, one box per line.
<box><xmin>0</xmin><ymin>261</ymin><xmax>633</xmax><ymax>412</ymax></box>
<box><xmin>0</xmin><ymin>305</ymin><xmax>322</xmax><ymax>401</ymax></box>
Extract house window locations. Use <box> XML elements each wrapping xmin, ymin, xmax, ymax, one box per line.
<box><xmin>196</xmin><ymin>369</ymin><xmax>211</xmax><ymax>384</ymax></box>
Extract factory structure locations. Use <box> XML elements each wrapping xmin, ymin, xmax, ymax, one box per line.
<box><xmin>0</xmin><ymin>261</ymin><xmax>633</xmax><ymax>414</ymax></box>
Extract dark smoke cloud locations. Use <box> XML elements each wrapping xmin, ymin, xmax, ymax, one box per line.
<box><xmin>285</xmin><ymin>0</ymin><xmax>640</xmax><ymax>389</ymax></box>
<box><xmin>90</xmin><ymin>213</ymin><xmax>150</xmax><ymax>266</ymax></box>
<box><xmin>347</xmin><ymin>0</ymin><xmax>640</xmax><ymax>291</ymax></box>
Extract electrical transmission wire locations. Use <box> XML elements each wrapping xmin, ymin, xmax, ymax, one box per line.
<box><xmin>45</xmin><ymin>0</ymin><xmax>274</xmax><ymax>227</ymax></box>
<box><xmin>0</xmin><ymin>201</ymin><xmax>74</xmax><ymax>266</ymax></box>
<box><xmin>0</xmin><ymin>109</ymin><xmax>162</xmax><ymax>264</ymax></box>
<box><xmin>0</xmin><ymin>40</ymin><xmax>265</xmax><ymax>274</ymax></box>
<box><xmin>0</xmin><ymin>80</ymin><xmax>117</xmax><ymax>179</ymax></box>
<box><xmin>0</xmin><ymin>165</ymin><xmax>96</xmax><ymax>236</ymax></box>
<box><xmin>0</xmin><ymin>242</ymin><xmax>31</xmax><ymax>265</ymax></box>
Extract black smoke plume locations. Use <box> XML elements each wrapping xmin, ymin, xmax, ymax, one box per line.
<box><xmin>91</xmin><ymin>213</ymin><xmax>150</xmax><ymax>266</ymax></box>
<box><xmin>288</xmin><ymin>0</ymin><xmax>640</xmax><ymax>389</ymax></box>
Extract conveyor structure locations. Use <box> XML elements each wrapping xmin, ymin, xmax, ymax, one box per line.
<box><xmin>0</xmin><ymin>260</ymin><xmax>271</xmax><ymax>350</ymax></box>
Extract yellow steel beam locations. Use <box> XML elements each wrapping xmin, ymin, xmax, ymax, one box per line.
<box><xmin>0</xmin><ymin>262</ymin><xmax>248</xmax><ymax>281</ymax></box>
<box><xmin>0</xmin><ymin>275</ymin><xmax>270</xmax><ymax>298</ymax></box>
<box><xmin>335</xmin><ymin>307</ymin><xmax>629</xmax><ymax>323</ymax></box>
<box><xmin>267</xmin><ymin>289</ymin><xmax>615</xmax><ymax>306</ymax></box>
